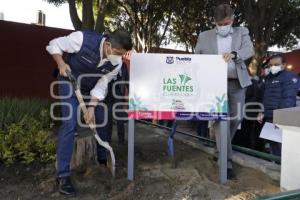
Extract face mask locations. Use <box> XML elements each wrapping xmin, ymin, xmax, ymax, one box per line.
<box><xmin>264</xmin><ymin>68</ymin><xmax>270</xmax><ymax>76</ymax></box>
<box><xmin>216</xmin><ymin>24</ymin><xmax>232</xmax><ymax>37</ymax></box>
<box><xmin>105</xmin><ymin>43</ymin><xmax>122</xmax><ymax>66</ymax></box>
<box><xmin>270</xmin><ymin>65</ymin><xmax>282</xmax><ymax>75</ymax></box>
<box><xmin>107</xmin><ymin>54</ymin><xmax>122</xmax><ymax>66</ymax></box>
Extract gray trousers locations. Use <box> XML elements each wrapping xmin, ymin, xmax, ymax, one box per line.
<box><xmin>214</xmin><ymin>79</ymin><xmax>246</xmax><ymax>169</ymax></box>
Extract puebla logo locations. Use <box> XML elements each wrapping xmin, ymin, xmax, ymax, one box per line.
<box><xmin>166</xmin><ymin>56</ymin><xmax>174</xmax><ymax>64</ymax></box>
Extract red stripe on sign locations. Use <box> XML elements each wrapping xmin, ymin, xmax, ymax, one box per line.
<box><xmin>127</xmin><ymin>111</ymin><xmax>176</xmax><ymax>120</ymax></box>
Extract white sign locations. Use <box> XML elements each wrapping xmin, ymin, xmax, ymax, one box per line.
<box><xmin>128</xmin><ymin>53</ymin><xmax>228</xmax><ymax>120</ymax></box>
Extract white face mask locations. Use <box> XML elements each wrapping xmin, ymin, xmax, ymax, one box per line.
<box><xmin>105</xmin><ymin>43</ymin><xmax>122</xmax><ymax>66</ymax></box>
<box><xmin>107</xmin><ymin>54</ymin><xmax>122</xmax><ymax>66</ymax></box>
<box><xmin>270</xmin><ymin>65</ymin><xmax>282</xmax><ymax>75</ymax></box>
<box><xmin>216</xmin><ymin>24</ymin><xmax>232</xmax><ymax>37</ymax></box>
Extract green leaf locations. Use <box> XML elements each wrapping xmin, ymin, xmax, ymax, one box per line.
<box><xmin>183</xmin><ymin>75</ymin><xmax>191</xmax><ymax>85</ymax></box>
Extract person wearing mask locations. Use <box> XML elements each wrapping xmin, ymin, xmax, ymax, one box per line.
<box><xmin>195</xmin><ymin>4</ymin><xmax>254</xmax><ymax>179</ymax></box>
<box><xmin>46</xmin><ymin>30</ymin><xmax>133</xmax><ymax>196</ymax></box>
<box><xmin>257</xmin><ymin>54</ymin><xmax>300</xmax><ymax>157</ymax></box>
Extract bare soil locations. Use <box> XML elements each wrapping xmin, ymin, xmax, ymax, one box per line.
<box><xmin>0</xmin><ymin>124</ymin><xmax>280</xmax><ymax>200</ymax></box>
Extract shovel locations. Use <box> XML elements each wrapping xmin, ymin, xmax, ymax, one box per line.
<box><xmin>65</xmin><ymin>70</ymin><xmax>116</xmax><ymax>177</ymax></box>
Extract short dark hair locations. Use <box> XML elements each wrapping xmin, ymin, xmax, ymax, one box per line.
<box><xmin>107</xmin><ymin>30</ymin><xmax>133</xmax><ymax>51</ymax></box>
<box><xmin>214</xmin><ymin>4</ymin><xmax>234</xmax><ymax>22</ymax></box>
<box><xmin>268</xmin><ymin>54</ymin><xmax>286</xmax><ymax>64</ymax></box>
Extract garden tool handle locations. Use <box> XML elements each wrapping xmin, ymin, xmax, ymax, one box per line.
<box><xmin>65</xmin><ymin>69</ymin><xmax>116</xmax><ymax>176</ymax></box>
<box><xmin>65</xmin><ymin>70</ymin><xmax>95</xmax><ymax>129</ymax></box>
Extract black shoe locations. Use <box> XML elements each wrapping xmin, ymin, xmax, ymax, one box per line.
<box><xmin>57</xmin><ymin>176</ymin><xmax>76</xmax><ymax>196</ymax></box>
<box><xmin>227</xmin><ymin>169</ymin><xmax>237</xmax><ymax>180</ymax></box>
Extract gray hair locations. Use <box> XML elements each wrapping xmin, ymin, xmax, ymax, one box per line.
<box><xmin>213</xmin><ymin>4</ymin><xmax>234</xmax><ymax>22</ymax></box>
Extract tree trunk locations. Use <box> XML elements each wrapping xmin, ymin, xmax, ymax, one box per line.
<box><xmin>249</xmin><ymin>42</ymin><xmax>268</xmax><ymax>76</ymax></box>
<box><xmin>95</xmin><ymin>0</ymin><xmax>107</xmax><ymax>33</ymax></box>
<box><xmin>157</xmin><ymin>11</ymin><xmax>172</xmax><ymax>47</ymax></box>
<box><xmin>47</xmin><ymin>134</ymin><xmax>97</xmax><ymax>193</ymax></box>
<box><xmin>67</xmin><ymin>0</ymin><xmax>82</xmax><ymax>30</ymax></box>
<box><xmin>70</xmin><ymin>134</ymin><xmax>98</xmax><ymax>170</ymax></box>
<box><xmin>82</xmin><ymin>0</ymin><xmax>95</xmax><ymax>31</ymax></box>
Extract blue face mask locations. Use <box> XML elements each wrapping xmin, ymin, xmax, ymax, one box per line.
<box><xmin>216</xmin><ymin>24</ymin><xmax>232</xmax><ymax>37</ymax></box>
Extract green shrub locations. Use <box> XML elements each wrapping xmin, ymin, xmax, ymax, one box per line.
<box><xmin>0</xmin><ymin>97</ymin><xmax>51</xmax><ymax>130</ymax></box>
<box><xmin>0</xmin><ymin>115</ymin><xmax>56</xmax><ymax>165</ymax></box>
<box><xmin>0</xmin><ymin>98</ymin><xmax>56</xmax><ymax>165</ymax></box>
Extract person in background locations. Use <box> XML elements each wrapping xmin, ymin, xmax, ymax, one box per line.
<box><xmin>195</xmin><ymin>4</ymin><xmax>254</xmax><ymax>180</ymax></box>
<box><xmin>232</xmin><ymin>76</ymin><xmax>265</xmax><ymax>151</ymax></box>
<box><xmin>196</xmin><ymin>121</ymin><xmax>209</xmax><ymax>145</ymax></box>
<box><xmin>106</xmin><ymin>50</ymin><xmax>134</xmax><ymax>144</ymax></box>
<box><xmin>106</xmin><ymin>62</ymin><xmax>129</xmax><ymax>145</ymax></box>
<box><xmin>257</xmin><ymin>54</ymin><xmax>300</xmax><ymax>157</ymax></box>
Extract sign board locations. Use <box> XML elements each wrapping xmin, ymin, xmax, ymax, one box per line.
<box><xmin>128</xmin><ymin>53</ymin><xmax>228</xmax><ymax>120</ymax></box>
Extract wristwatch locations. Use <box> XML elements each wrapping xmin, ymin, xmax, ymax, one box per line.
<box><xmin>231</xmin><ymin>51</ymin><xmax>238</xmax><ymax>60</ymax></box>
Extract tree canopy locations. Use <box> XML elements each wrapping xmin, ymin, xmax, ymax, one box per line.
<box><xmin>46</xmin><ymin>0</ymin><xmax>300</xmax><ymax>74</ymax></box>
<box><xmin>46</xmin><ymin>0</ymin><xmax>108</xmax><ymax>32</ymax></box>
<box><xmin>227</xmin><ymin>0</ymin><xmax>300</xmax><ymax>73</ymax></box>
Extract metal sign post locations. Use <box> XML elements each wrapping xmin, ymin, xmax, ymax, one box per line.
<box><xmin>127</xmin><ymin>118</ymin><xmax>135</xmax><ymax>181</ymax></box>
<box><xmin>216</xmin><ymin>120</ymin><xmax>228</xmax><ymax>184</ymax></box>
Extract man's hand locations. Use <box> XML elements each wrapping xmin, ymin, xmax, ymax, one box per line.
<box><xmin>257</xmin><ymin>112</ymin><xmax>264</xmax><ymax>124</ymax></box>
<box><xmin>223</xmin><ymin>53</ymin><xmax>235</xmax><ymax>63</ymax></box>
<box><xmin>84</xmin><ymin>96</ymin><xmax>98</xmax><ymax>125</ymax></box>
<box><xmin>58</xmin><ymin>62</ymin><xmax>71</xmax><ymax>77</ymax></box>
<box><xmin>52</xmin><ymin>54</ymin><xmax>71</xmax><ymax>77</ymax></box>
<box><xmin>84</xmin><ymin>107</ymin><xmax>95</xmax><ymax>125</ymax></box>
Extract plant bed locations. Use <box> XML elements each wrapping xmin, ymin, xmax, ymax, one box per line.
<box><xmin>0</xmin><ymin>98</ymin><xmax>56</xmax><ymax>165</ymax></box>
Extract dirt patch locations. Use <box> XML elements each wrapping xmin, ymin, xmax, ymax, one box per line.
<box><xmin>0</xmin><ymin>124</ymin><xmax>279</xmax><ymax>200</ymax></box>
